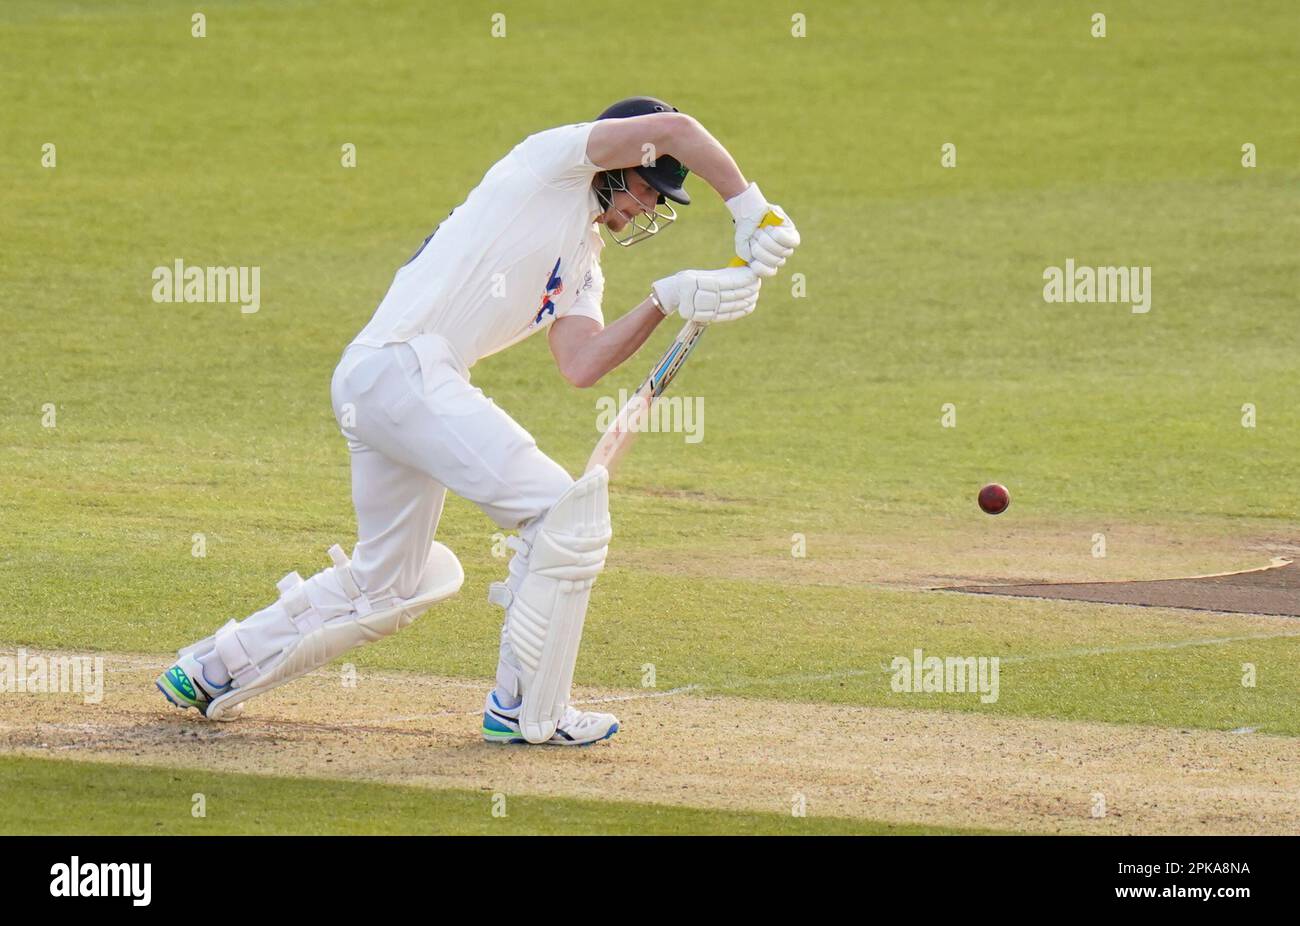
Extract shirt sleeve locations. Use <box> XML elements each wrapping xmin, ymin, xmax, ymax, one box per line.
<box><xmin>559</xmin><ymin>257</ymin><xmax>604</xmax><ymax>326</ymax></box>
<box><xmin>520</xmin><ymin>122</ymin><xmax>601</xmax><ymax>191</ymax></box>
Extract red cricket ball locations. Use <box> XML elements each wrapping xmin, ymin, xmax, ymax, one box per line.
<box><xmin>978</xmin><ymin>483</ymin><xmax>1010</xmax><ymax>515</ymax></box>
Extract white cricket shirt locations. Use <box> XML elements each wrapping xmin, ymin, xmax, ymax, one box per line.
<box><xmin>352</xmin><ymin>122</ymin><xmax>607</xmax><ymax>367</ymax></box>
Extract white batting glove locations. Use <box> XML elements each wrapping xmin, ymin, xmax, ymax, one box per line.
<box><xmin>726</xmin><ymin>182</ymin><xmax>801</xmax><ymax>277</ymax></box>
<box><xmin>652</xmin><ymin>266</ymin><xmax>762</xmax><ymax>325</ymax></box>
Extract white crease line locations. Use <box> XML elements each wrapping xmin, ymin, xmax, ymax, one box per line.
<box><xmin>576</xmin><ymin>630</ymin><xmax>1300</xmax><ymax>705</ymax></box>
<box><xmin>577</xmin><ymin>684</ymin><xmax>704</xmax><ymax>705</ymax></box>
<box><xmin>9</xmin><ymin>630</ymin><xmax>1300</xmax><ymax>717</ymax></box>
<box><xmin>999</xmin><ymin>631</ymin><xmax>1300</xmax><ymax>665</ymax></box>
<box><xmin>7</xmin><ymin>653</ymin><xmax>487</xmax><ymax>691</ymax></box>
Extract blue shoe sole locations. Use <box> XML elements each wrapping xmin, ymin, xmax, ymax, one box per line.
<box><xmin>156</xmin><ymin>676</ymin><xmax>208</xmax><ymax>715</ymax></box>
<box><xmin>156</xmin><ymin>679</ymin><xmax>187</xmax><ymax>709</ymax></box>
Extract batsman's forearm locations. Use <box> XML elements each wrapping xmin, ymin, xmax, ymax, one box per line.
<box><xmin>572</xmin><ymin>297</ymin><xmax>667</xmax><ymax>386</ymax></box>
<box><xmin>669</xmin><ymin>119</ymin><xmax>748</xmax><ymax>201</ymax></box>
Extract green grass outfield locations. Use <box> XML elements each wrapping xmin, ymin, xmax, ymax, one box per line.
<box><xmin>1</xmin><ymin>0</ymin><xmax>1297</xmax><ymax>833</ymax></box>
<box><xmin>0</xmin><ymin>756</ymin><xmax>984</xmax><ymax>835</ymax></box>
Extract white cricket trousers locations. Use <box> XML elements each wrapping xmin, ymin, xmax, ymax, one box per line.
<box><xmin>329</xmin><ymin>333</ymin><xmax>574</xmax><ymax>601</ymax></box>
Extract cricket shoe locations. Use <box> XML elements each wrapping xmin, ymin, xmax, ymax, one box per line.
<box><xmin>155</xmin><ymin>653</ymin><xmax>245</xmax><ymax>721</ymax></box>
<box><xmin>481</xmin><ymin>690</ymin><xmax>619</xmax><ymax>746</ymax></box>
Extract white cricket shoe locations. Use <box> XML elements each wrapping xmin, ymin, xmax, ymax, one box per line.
<box><xmin>155</xmin><ymin>652</ymin><xmax>245</xmax><ymax>721</ymax></box>
<box><xmin>481</xmin><ymin>690</ymin><xmax>619</xmax><ymax>746</ymax></box>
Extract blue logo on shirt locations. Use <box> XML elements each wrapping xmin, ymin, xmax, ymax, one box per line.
<box><xmin>533</xmin><ymin>258</ymin><xmax>563</xmax><ymax>325</ymax></box>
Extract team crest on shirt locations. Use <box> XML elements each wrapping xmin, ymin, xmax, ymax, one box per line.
<box><xmin>532</xmin><ymin>258</ymin><xmax>563</xmax><ymax>326</ymax></box>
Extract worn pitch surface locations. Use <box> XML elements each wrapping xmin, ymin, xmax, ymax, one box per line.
<box><xmin>950</xmin><ymin>559</ymin><xmax>1299</xmax><ymax>617</ymax></box>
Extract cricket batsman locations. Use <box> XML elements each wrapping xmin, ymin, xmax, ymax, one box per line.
<box><xmin>156</xmin><ymin>97</ymin><xmax>801</xmax><ymax>745</ymax></box>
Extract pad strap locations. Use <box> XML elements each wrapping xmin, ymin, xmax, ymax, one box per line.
<box><xmin>275</xmin><ymin>570</ymin><xmax>319</xmax><ymax>634</ymax></box>
<box><xmin>328</xmin><ymin>544</ymin><xmax>374</xmax><ymax>616</ymax></box>
<box><xmin>213</xmin><ymin>618</ymin><xmax>258</xmax><ymax>687</ymax></box>
<box><xmin>487</xmin><ymin>582</ymin><xmax>513</xmax><ymax>608</ymax></box>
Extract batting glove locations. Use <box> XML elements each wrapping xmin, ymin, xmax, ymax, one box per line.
<box><xmin>652</xmin><ymin>266</ymin><xmax>762</xmax><ymax>325</ymax></box>
<box><xmin>726</xmin><ymin>182</ymin><xmax>801</xmax><ymax>277</ymax></box>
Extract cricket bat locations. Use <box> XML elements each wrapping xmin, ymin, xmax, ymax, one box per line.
<box><xmin>585</xmin><ymin>211</ymin><xmax>784</xmax><ymax>477</ymax></box>
<box><xmin>584</xmin><ymin>316</ymin><xmax>708</xmax><ymax>476</ymax></box>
